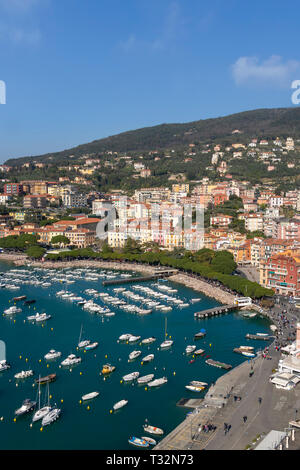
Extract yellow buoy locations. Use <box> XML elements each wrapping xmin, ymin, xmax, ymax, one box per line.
<box><xmin>173</xmin><ymin>371</ymin><xmax>176</xmax><ymax>375</ymax></box>
<box><xmin>47</xmin><ymin>364</ymin><xmax>49</xmax><ymax>368</ymax></box>
<box><xmin>39</xmin><ymin>359</ymin><xmax>41</xmax><ymax>363</ymax></box>
<box><xmin>61</xmin><ymin>399</ymin><xmax>64</xmax><ymax>403</ymax></box>
<box><xmin>13</xmin><ymin>418</ymin><xmax>16</xmax><ymax>422</ymax></box>
<box><xmin>80</xmin><ymin>372</ymin><xmax>82</xmax><ymax>375</ymax></box>
<box><xmin>30</xmin><ymin>423</ymin><xmax>33</xmax><ymax>428</ymax></box>
<box><xmin>145</xmin><ymin>387</ymin><xmax>148</xmax><ymax>391</ymax></box>
<box><xmin>19</xmin><ymin>356</ymin><xmax>22</xmax><ymax>359</ymax></box>
<box><xmin>79</xmin><ymin>400</ymin><xmax>82</xmax><ymax>404</ymax></box>
<box><xmin>40</xmin><ymin>427</ymin><xmax>43</xmax><ymax>432</ymax></box>
<box><xmin>87</xmin><ymin>406</ymin><xmax>90</xmax><ymax>410</ymax></box>
<box><xmin>105</xmin><ymin>355</ymin><xmax>107</xmax><ymax>358</ymax></box>
<box><xmin>141</xmin><ymin>362</ymin><xmax>143</xmax><ymax>365</ymax></box>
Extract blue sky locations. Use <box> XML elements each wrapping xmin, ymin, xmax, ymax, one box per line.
<box><xmin>1</xmin><ymin>0</ymin><xmax>300</xmax><ymax>162</ymax></box>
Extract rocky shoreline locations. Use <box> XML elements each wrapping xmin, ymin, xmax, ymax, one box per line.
<box><xmin>169</xmin><ymin>273</ymin><xmax>236</xmax><ymax>304</ymax></box>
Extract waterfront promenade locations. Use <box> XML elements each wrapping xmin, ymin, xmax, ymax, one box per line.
<box><xmin>155</xmin><ymin>347</ymin><xmax>300</xmax><ymax>450</ymax></box>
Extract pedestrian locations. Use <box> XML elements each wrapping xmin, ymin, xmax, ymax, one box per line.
<box><xmin>243</xmin><ymin>415</ymin><xmax>247</xmax><ymax>423</ymax></box>
<box><xmin>258</xmin><ymin>397</ymin><xmax>262</xmax><ymax>405</ymax></box>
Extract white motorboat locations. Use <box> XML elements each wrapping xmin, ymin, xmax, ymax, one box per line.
<box><xmin>81</xmin><ymin>391</ymin><xmax>99</xmax><ymax>401</ymax></box>
<box><xmin>119</xmin><ymin>334</ymin><xmax>133</xmax><ymax>341</ymax></box>
<box><xmin>85</xmin><ymin>342</ymin><xmax>98</xmax><ymax>351</ymax></box>
<box><xmin>3</xmin><ymin>306</ymin><xmax>22</xmax><ymax>316</ymax></box>
<box><xmin>27</xmin><ymin>313</ymin><xmax>51</xmax><ymax>322</ymax></box>
<box><xmin>42</xmin><ymin>407</ymin><xmax>61</xmax><ymax>426</ymax></box>
<box><xmin>14</xmin><ymin>370</ymin><xmax>34</xmax><ymax>379</ymax></box>
<box><xmin>141</xmin><ymin>337</ymin><xmax>156</xmax><ymax>345</ymax></box>
<box><xmin>190</xmin><ymin>298</ymin><xmax>201</xmax><ymax>303</ymax></box>
<box><xmin>113</xmin><ymin>399</ymin><xmax>128</xmax><ymax>411</ymax></box>
<box><xmin>141</xmin><ymin>354</ymin><xmax>154</xmax><ymax>363</ymax></box>
<box><xmin>128</xmin><ymin>335</ymin><xmax>141</xmax><ymax>343</ymax></box>
<box><xmin>160</xmin><ymin>340</ymin><xmax>173</xmax><ymax>349</ymax></box>
<box><xmin>143</xmin><ymin>424</ymin><xmax>164</xmax><ymax>435</ymax></box>
<box><xmin>61</xmin><ymin>354</ymin><xmax>82</xmax><ymax>366</ymax></box>
<box><xmin>37</xmin><ymin>313</ymin><xmax>51</xmax><ymax>322</ymax></box>
<box><xmin>186</xmin><ymin>345</ymin><xmax>196</xmax><ymax>354</ymax></box>
<box><xmin>189</xmin><ymin>381</ymin><xmax>208</xmax><ymax>387</ymax></box>
<box><xmin>185</xmin><ymin>385</ymin><xmax>205</xmax><ymax>392</ymax></box>
<box><xmin>122</xmin><ymin>372</ymin><xmax>139</xmax><ymax>382</ymax></box>
<box><xmin>241</xmin><ymin>351</ymin><xmax>256</xmax><ymax>357</ymax></box>
<box><xmin>147</xmin><ymin>377</ymin><xmax>168</xmax><ymax>387</ymax></box>
<box><xmin>137</xmin><ymin>374</ymin><xmax>155</xmax><ymax>384</ymax></box>
<box><xmin>129</xmin><ymin>350</ymin><xmax>142</xmax><ymax>361</ymax></box>
<box><xmin>44</xmin><ymin>349</ymin><xmax>62</xmax><ymax>360</ymax></box>
<box><xmin>15</xmin><ymin>399</ymin><xmax>37</xmax><ymax>416</ymax></box>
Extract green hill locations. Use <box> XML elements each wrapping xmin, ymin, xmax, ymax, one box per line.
<box><xmin>5</xmin><ymin>107</ymin><xmax>300</xmax><ymax>166</ymax></box>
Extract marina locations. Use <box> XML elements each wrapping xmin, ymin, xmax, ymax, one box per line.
<box><xmin>0</xmin><ymin>260</ymin><xmax>272</xmax><ymax>450</ymax></box>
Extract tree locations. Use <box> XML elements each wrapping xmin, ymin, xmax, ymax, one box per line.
<box><xmin>51</xmin><ymin>235</ymin><xmax>70</xmax><ymax>247</ymax></box>
<box><xmin>26</xmin><ymin>246</ymin><xmax>46</xmax><ymax>259</ymax></box>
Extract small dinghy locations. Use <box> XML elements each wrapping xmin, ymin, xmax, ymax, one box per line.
<box><xmin>128</xmin><ymin>437</ymin><xmax>149</xmax><ymax>448</ymax></box>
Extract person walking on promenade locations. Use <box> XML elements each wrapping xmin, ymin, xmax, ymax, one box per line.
<box><xmin>258</xmin><ymin>397</ymin><xmax>262</xmax><ymax>405</ymax></box>
<box><xmin>243</xmin><ymin>416</ymin><xmax>247</xmax><ymax>424</ymax></box>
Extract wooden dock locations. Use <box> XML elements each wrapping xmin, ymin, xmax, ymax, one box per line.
<box><xmin>194</xmin><ymin>304</ymin><xmax>236</xmax><ymax>319</ymax></box>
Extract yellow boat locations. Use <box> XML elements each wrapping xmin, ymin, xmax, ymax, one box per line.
<box><xmin>102</xmin><ymin>364</ymin><xmax>116</xmax><ymax>374</ymax></box>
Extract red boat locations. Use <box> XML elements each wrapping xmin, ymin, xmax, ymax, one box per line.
<box><xmin>189</xmin><ymin>359</ymin><xmax>195</xmax><ymax>364</ymax></box>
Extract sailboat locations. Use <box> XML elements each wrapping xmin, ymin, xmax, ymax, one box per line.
<box><xmin>32</xmin><ymin>380</ymin><xmax>52</xmax><ymax>422</ymax></box>
<box><xmin>78</xmin><ymin>324</ymin><xmax>90</xmax><ymax>349</ymax></box>
<box><xmin>160</xmin><ymin>318</ymin><xmax>173</xmax><ymax>349</ymax></box>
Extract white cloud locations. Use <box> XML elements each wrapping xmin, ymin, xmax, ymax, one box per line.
<box><xmin>232</xmin><ymin>55</ymin><xmax>300</xmax><ymax>87</ymax></box>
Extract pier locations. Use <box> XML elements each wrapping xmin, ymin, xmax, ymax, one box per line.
<box><xmin>194</xmin><ymin>304</ymin><xmax>237</xmax><ymax>319</ymax></box>
<box><xmin>245</xmin><ymin>333</ymin><xmax>272</xmax><ymax>341</ymax></box>
<box><xmin>102</xmin><ymin>269</ymin><xmax>178</xmax><ymax>286</ymax></box>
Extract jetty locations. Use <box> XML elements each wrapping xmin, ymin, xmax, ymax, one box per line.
<box><xmin>102</xmin><ymin>269</ymin><xmax>178</xmax><ymax>286</ymax></box>
<box><xmin>245</xmin><ymin>333</ymin><xmax>272</xmax><ymax>341</ymax></box>
<box><xmin>194</xmin><ymin>304</ymin><xmax>236</xmax><ymax>319</ymax></box>
<box><xmin>205</xmin><ymin>359</ymin><xmax>232</xmax><ymax>370</ymax></box>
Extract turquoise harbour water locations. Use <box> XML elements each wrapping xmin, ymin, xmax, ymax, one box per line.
<box><xmin>0</xmin><ymin>261</ymin><xmax>271</xmax><ymax>450</ymax></box>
